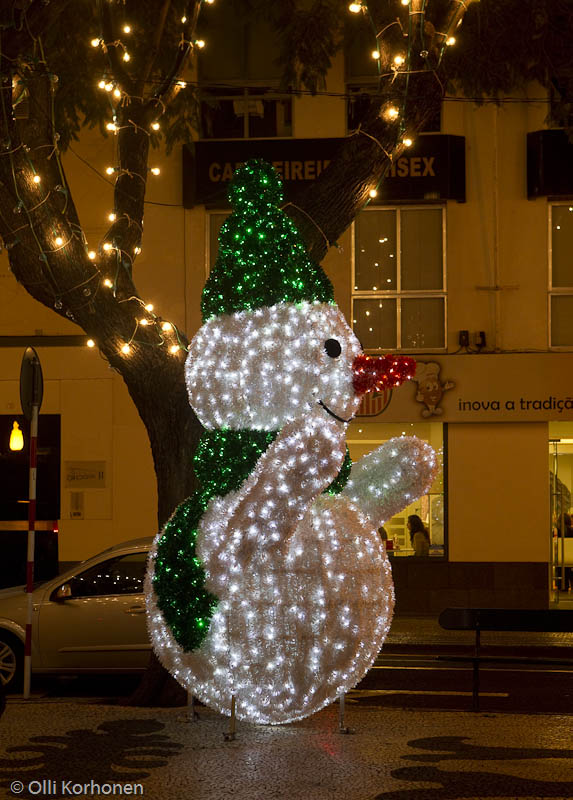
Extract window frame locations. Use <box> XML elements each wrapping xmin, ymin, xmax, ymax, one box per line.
<box><xmin>198</xmin><ymin>84</ymin><xmax>294</xmax><ymax>141</ymax></box>
<box><xmin>351</xmin><ymin>204</ymin><xmax>447</xmax><ymax>353</ymax></box>
<box><xmin>548</xmin><ymin>201</ymin><xmax>573</xmax><ymax>350</ymax></box>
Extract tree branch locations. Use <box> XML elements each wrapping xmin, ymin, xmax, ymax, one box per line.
<box><xmin>99</xmin><ymin>0</ymin><xmax>136</xmax><ymax>97</ymax></box>
<box><xmin>1</xmin><ymin>0</ymin><xmax>75</xmax><ymax>61</ymax></box>
<box><xmin>137</xmin><ymin>0</ymin><xmax>172</xmax><ymax>98</ymax></box>
<box><xmin>144</xmin><ymin>0</ymin><xmax>201</xmax><ymax>124</ymax></box>
<box><xmin>289</xmin><ymin>0</ymin><xmax>475</xmax><ymax>262</ymax></box>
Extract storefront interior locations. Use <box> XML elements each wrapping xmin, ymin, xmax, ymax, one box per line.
<box><xmin>549</xmin><ymin>421</ymin><xmax>573</xmax><ymax>608</ymax></box>
<box><xmin>347</xmin><ymin>419</ymin><xmax>444</xmax><ymax>558</ymax></box>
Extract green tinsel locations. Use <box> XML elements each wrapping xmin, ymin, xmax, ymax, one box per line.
<box><xmin>153</xmin><ymin>430</ymin><xmax>278</xmax><ymax>652</ymax></box>
<box><xmin>327</xmin><ymin>448</ymin><xmax>352</xmax><ymax>494</ymax></box>
<box><xmin>153</xmin><ymin>497</ymin><xmax>216</xmax><ymax>651</ymax></box>
<box><xmin>153</xmin><ymin>160</ymin><xmax>350</xmax><ymax>653</ymax></box>
<box><xmin>201</xmin><ymin>160</ymin><xmax>334</xmax><ymax>320</ymax></box>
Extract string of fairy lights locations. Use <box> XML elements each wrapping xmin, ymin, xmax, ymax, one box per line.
<box><xmin>347</xmin><ymin>0</ymin><xmax>466</xmax><ymax>203</ymax></box>
<box><xmin>1</xmin><ymin>0</ymin><xmax>216</xmax><ymax>361</ymax></box>
<box><xmin>85</xmin><ymin>1</ymin><xmax>218</xmax><ymax>358</ymax></box>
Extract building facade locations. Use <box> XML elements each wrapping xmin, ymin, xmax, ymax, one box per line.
<box><xmin>1</xmin><ymin>44</ymin><xmax>572</xmax><ymax>611</ymax></box>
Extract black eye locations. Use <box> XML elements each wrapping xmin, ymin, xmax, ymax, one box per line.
<box><xmin>324</xmin><ymin>339</ymin><xmax>342</xmax><ymax>358</ymax></box>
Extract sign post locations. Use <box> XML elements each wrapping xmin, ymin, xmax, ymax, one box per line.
<box><xmin>20</xmin><ymin>347</ymin><xmax>43</xmax><ymax>699</ymax></box>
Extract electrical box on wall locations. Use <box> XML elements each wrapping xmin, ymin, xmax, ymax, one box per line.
<box><xmin>63</xmin><ymin>461</ymin><xmax>111</xmax><ymax>520</ymax></box>
<box><xmin>64</xmin><ymin>461</ymin><xmax>106</xmax><ymax>489</ymax></box>
<box><xmin>70</xmin><ymin>491</ymin><xmax>84</xmax><ymax>519</ymax></box>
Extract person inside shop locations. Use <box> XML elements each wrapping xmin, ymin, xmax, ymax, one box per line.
<box><xmin>407</xmin><ymin>514</ymin><xmax>430</xmax><ymax>557</ymax></box>
<box><xmin>378</xmin><ymin>525</ymin><xmax>394</xmax><ymax>552</ymax></box>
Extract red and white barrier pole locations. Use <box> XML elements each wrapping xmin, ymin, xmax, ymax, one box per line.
<box><xmin>23</xmin><ymin>402</ymin><xmax>39</xmax><ymax>699</ymax></box>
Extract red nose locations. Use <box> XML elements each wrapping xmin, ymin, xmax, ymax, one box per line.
<box><xmin>352</xmin><ymin>354</ymin><xmax>416</xmax><ymax>396</ymax></box>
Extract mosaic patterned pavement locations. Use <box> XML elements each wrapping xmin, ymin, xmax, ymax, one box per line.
<box><xmin>0</xmin><ymin>699</ymin><xmax>572</xmax><ymax>799</ymax></box>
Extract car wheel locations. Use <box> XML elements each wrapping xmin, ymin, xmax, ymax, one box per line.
<box><xmin>0</xmin><ymin>632</ymin><xmax>23</xmax><ymax>692</ymax></box>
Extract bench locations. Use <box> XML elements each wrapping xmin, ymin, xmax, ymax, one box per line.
<box><xmin>438</xmin><ymin>607</ymin><xmax>573</xmax><ymax>711</ymax></box>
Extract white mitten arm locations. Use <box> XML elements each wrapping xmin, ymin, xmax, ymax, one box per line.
<box><xmin>198</xmin><ymin>409</ymin><xmax>347</xmax><ymax>569</ymax></box>
<box><xmin>340</xmin><ymin>436</ymin><xmax>438</xmax><ymax>529</ymax></box>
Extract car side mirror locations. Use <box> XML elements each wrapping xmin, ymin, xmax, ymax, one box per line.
<box><xmin>52</xmin><ymin>583</ymin><xmax>73</xmax><ymax>601</ymax></box>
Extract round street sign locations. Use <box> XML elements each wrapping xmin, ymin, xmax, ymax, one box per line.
<box><xmin>20</xmin><ymin>347</ymin><xmax>43</xmax><ymax>421</ymax></box>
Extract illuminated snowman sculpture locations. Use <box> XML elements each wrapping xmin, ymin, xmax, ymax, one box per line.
<box><xmin>146</xmin><ymin>160</ymin><xmax>437</xmax><ymax>725</ymax></box>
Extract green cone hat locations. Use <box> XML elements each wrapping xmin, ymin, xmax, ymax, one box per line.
<box><xmin>201</xmin><ymin>159</ymin><xmax>334</xmax><ymax>320</ymax></box>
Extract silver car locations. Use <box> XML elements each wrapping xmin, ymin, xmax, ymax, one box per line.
<box><xmin>0</xmin><ymin>537</ymin><xmax>152</xmax><ymax>690</ymax></box>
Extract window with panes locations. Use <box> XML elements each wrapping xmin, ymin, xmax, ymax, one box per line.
<box><xmin>352</xmin><ymin>206</ymin><xmax>446</xmax><ymax>351</ymax></box>
<box><xmin>550</xmin><ymin>203</ymin><xmax>573</xmax><ymax>347</ymax></box>
<box><xmin>197</xmin><ymin>4</ymin><xmax>292</xmax><ymax>140</ymax></box>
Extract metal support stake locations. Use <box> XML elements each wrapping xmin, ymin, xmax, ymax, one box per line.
<box><xmin>20</xmin><ymin>346</ymin><xmax>43</xmax><ymax>700</ymax></box>
<box><xmin>186</xmin><ymin>691</ymin><xmax>199</xmax><ymax>722</ymax></box>
<box><xmin>23</xmin><ymin>400</ymin><xmax>39</xmax><ymax>700</ymax></box>
<box><xmin>338</xmin><ymin>692</ymin><xmax>352</xmax><ymax>734</ymax></box>
<box><xmin>224</xmin><ymin>695</ymin><xmax>236</xmax><ymax>741</ymax></box>
<box><xmin>472</xmin><ymin>627</ymin><xmax>481</xmax><ymax>712</ymax></box>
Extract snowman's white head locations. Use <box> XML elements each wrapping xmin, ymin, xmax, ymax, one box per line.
<box><xmin>186</xmin><ymin>159</ymin><xmax>416</xmax><ymax>431</ymax></box>
<box><xmin>186</xmin><ymin>301</ymin><xmax>364</xmax><ymax>430</ymax></box>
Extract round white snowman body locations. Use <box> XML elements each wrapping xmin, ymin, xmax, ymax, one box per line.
<box><xmin>146</xmin><ymin>301</ymin><xmax>436</xmax><ymax>724</ymax></box>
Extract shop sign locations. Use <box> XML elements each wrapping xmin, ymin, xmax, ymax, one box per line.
<box><xmin>359</xmin><ymin>353</ymin><xmax>573</xmax><ymax>423</ymax></box>
<box><xmin>64</xmin><ymin>461</ymin><xmax>106</xmax><ymax>489</ymax></box>
<box><xmin>184</xmin><ymin>134</ymin><xmax>466</xmax><ymax>207</ymax></box>
<box><xmin>374</xmin><ymin>134</ymin><xmax>465</xmax><ymax>204</ymax></box>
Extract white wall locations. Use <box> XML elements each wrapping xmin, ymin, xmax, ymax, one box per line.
<box><xmin>0</xmin><ymin>348</ymin><xmax>157</xmax><ymax>562</ymax></box>
<box><xmin>444</xmin><ymin>87</ymin><xmax>548</xmax><ymax>352</ymax></box>
<box><xmin>293</xmin><ymin>51</ymin><xmax>347</xmax><ymax>139</ymax></box>
<box><xmin>448</xmin><ymin>422</ymin><xmax>549</xmax><ymax>562</ymax></box>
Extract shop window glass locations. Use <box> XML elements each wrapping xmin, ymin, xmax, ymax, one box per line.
<box><xmin>346</xmin><ymin>420</ymin><xmax>445</xmax><ymax>558</ymax></box>
<box><xmin>548</xmin><ymin>422</ymin><xmax>573</xmax><ymax>601</ymax></box>
<box><xmin>353</xmin><ymin>206</ymin><xmax>446</xmax><ymax>351</ymax></box>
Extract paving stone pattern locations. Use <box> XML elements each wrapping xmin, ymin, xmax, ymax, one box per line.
<box><xmin>0</xmin><ymin>700</ymin><xmax>572</xmax><ymax>799</ymax></box>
